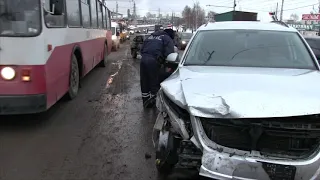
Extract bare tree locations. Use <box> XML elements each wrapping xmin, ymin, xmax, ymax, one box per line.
<box><xmin>182</xmin><ymin>5</ymin><xmax>192</xmax><ymax>29</ymax></box>
<box><xmin>146</xmin><ymin>12</ymin><xmax>152</xmax><ymax>18</ymax></box>
<box><xmin>182</xmin><ymin>3</ymin><xmax>205</xmax><ymax>29</ymax></box>
<box><xmin>192</xmin><ymin>2</ymin><xmax>205</xmax><ymax>29</ymax></box>
<box><xmin>290</xmin><ymin>13</ymin><xmax>299</xmax><ymax>22</ymax></box>
<box><xmin>208</xmin><ymin>11</ymin><xmax>216</xmax><ymax>22</ymax></box>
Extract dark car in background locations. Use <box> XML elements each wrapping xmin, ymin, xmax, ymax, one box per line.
<box><xmin>304</xmin><ymin>36</ymin><xmax>320</xmax><ymax>60</ymax></box>
<box><xmin>176</xmin><ymin>32</ymin><xmax>193</xmax><ymax>50</ymax></box>
<box><xmin>155</xmin><ymin>24</ymin><xmax>163</xmax><ymax>31</ymax></box>
<box><xmin>130</xmin><ymin>34</ymin><xmax>150</xmax><ymax>58</ymax></box>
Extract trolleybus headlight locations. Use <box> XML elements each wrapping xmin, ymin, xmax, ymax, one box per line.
<box><xmin>1</xmin><ymin>67</ymin><xmax>15</xmax><ymax>80</ymax></box>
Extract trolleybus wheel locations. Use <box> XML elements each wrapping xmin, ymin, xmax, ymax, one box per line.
<box><xmin>67</xmin><ymin>54</ymin><xmax>80</xmax><ymax>99</ymax></box>
<box><xmin>100</xmin><ymin>44</ymin><xmax>108</xmax><ymax>67</ymax></box>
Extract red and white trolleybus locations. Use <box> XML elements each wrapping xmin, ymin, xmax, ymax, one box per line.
<box><xmin>0</xmin><ymin>0</ymin><xmax>112</xmax><ymax>114</ymax></box>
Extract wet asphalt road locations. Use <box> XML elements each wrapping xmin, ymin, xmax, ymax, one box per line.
<box><xmin>0</xmin><ymin>42</ymin><xmax>202</xmax><ymax>180</ymax></box>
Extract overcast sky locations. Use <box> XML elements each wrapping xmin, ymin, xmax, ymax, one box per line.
<box><xmin>106</xmin><ymin>0</ymin><xmax>319</xmax><ymax>22</ymax></box>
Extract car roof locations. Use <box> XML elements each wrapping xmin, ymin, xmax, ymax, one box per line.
<box><xmin>198</xmin><ymin>21</ymin><xmax>297</xmax><ymax>32</ymax></box>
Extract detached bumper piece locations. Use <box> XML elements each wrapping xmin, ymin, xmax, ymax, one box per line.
<box><xmin>0</xmin><ymin>94</ymin><xmax>46</xmax><ymax>115</ymax></box>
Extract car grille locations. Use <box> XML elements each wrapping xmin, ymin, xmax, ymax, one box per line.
<box><xmin>200</xmin><ymin>116</ymin><xmax>320</xmax><ymax>158</ymax></box>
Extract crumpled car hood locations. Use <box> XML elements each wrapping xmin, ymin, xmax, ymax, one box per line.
<box><xmin>161</xmin><ymin>66</ymin><xmax>320</xmax><ymax>118</ymax></box>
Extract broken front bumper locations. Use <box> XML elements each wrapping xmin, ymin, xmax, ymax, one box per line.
<box><xmin>192</xmin><ymin>116</ymin><xmax>320</xmax><ymax>180</ymax></box>
<box><xmin>157</xmin><ymin>90</ymin><xmax>320</xmax><ymax>180</ymax></box>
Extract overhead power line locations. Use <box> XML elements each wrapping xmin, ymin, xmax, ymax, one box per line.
<box><xmin>283</xmin><ymin>3</ymin><xmax>318</xmax><ymax>11</ymax></box>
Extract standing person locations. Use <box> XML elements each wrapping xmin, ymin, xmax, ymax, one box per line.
<box><xmin>140</xmin><ymin>28</ymin><xmax>175</xmax><ymax>108</ymax></box>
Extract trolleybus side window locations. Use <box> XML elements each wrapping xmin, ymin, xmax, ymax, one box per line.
<box><xmin>44</xmin><ymin>0</ymin><xmax>66</xmax><ymax>28</ymax></box>
<box><xmin>106</xmin><ymin>9</ymin><xmax>111</xmax><ymax>30</ymax></box>
<box><xmin>97</xmin><ymin>1</ymin><xmax>103</xmax><ymax>29</ymax></box>
<box><xmin>90</xmin><ymin>0</ymin><xmax>98</xmax><ymax>28</ymax></box>
<box><xmin>66</xmin><ymin>0</ymin><xmax>81</xmax><ymax>27</ymax></box>
<box><xmin>102</xmin><ymin>6</ymin><xmax>107</xmax><ymax>29</ymax></box>
<box><xmin>80</xmin><ymin>0</ymin><xmax>90</xmax><ymax>28</ymax></box>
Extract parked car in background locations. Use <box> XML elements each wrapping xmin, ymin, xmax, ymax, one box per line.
<box><xmin>147</xmin><ymin>27</ymin><xmax>155</xmax><ymax>34</ymax></box>
<box><xmin>154</xmin><ymin>21</ymin><xmax>320</xmax><ymax>180</ymax></box>
<box><xmin>111</xmin><ymin>22</ymin><xmax>120</xmax><ymax>51</ymax></box>
<box><xmin>130</xmin><ymin>34</ymin><xmax>150</xmax><ymax>58</ymax></box>
<box><xmin>304</xmin><ymin>36</ymin><xmax>320</xmax><ymax>60</ymax></box>
<box><xmin>176</xmin><ymin>32</ymin><xmax>193</xmax><ymax>50</ymax></box>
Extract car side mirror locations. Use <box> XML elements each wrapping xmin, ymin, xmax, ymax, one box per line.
<box><xmin>166</xmin><ymin>53</ymin><xmax>179</xmax><ymax>62</ymax></box>
<box><xmin>48</xmin><ymin>0</ymin><xmax>64</xmax><ymax>15</ymax></box>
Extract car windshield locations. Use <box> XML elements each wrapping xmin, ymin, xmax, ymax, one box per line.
<box><xmin>181</xmin><ymin>33</ymin><xmax>192</xmax><ymax>39</ymax></box>
<box><xmin>184</xmin><ymin>30</ymin><xmax>316</xmax><ymax>69</ymax></box>
<box><xmin>111</xmin><ymin>27</ymin><xmax>115</xmax><ymax>35</ymax></box>
<box><xmin>0</xmin><ymin>0</ymin><xmax>41</xmax><ymax>36</ymax></box>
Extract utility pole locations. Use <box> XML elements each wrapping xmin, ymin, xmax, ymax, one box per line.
<box><xmin>280</xmin><ymin>0</ymin><xmax>284</xmax><ymax>21</ymax></box>
<box><xmin>116</xmin><ymin>1</ymin><xmax>118</xmax><ymax>19</ymax></box>
<box><xmin>171</xmin><ymin>11</ymin><xmax>173</xmax><ymax>24</ymax></box>
<box><xmin>318</xmin><ymin>0</ymin><xmax>320</xmax><ymax>36</ymax></box>
<box><xmin>233</xmin><ymin>0</ymin><xmax>236</xmax><ymax>20</ymax></box>
<box><xmin>195</xmin><ymin>2</ymin><xmax>198</xmax><ymax>30</ymax></box>
<box><xmin>275</xmin><ymin>2</ymin><xmax>278</xmax><ymax>19</ymax></box>
<box><xmin>173</xmin><ymin>12</ymin><xmax>175</xmax><ymax>26</ymax></box>
<box><xmin>133</xmin><ymin>1</ymin><xmax>136</xmax><ymax>20</ymax></box>
<box><xmin>158</xmin><ymin>8</ymin><xmax>160</xmax><ymax>24</ymax></box>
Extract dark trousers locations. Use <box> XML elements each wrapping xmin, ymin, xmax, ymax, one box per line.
<box><xmin>159</xmin><ymin>67</ymin><xmax>172</xmax><ymax>83</ymax></box>
<box><xmin>140</xmin><ymin>55</ymin><xmax>160</xmax><ymax>103</ymax></box>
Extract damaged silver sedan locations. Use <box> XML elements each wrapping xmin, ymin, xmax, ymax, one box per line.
<box><xmin>153</xmin><ymin>21</ymin><xmax>320</xmax><ymax>180</ymax></box>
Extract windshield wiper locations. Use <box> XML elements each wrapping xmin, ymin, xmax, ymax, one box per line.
<box><xmin>202</xmin><ymin>50</ymin><xmax>215</xmax><ymax>64</ymax></box>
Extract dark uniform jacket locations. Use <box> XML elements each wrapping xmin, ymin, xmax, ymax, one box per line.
<box><xmin>141</xmin><ymin>30</ymin><xmax>174</xmax><ymax>61</ymax></box>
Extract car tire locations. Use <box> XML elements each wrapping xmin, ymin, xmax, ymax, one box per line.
<box><xmin>155</xmin><ymin>132</ymin><xmax>177</xmax><ymax>176</ymax></box>
<box><xmin>66</xmin><ymin>54</ymin><xmax>80</xmax><ymax>100</ymax></box>
<box><xmin>99</xmin><ymin>44</ymin><xmax>108</xmax><ymax>67</ymax></box>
